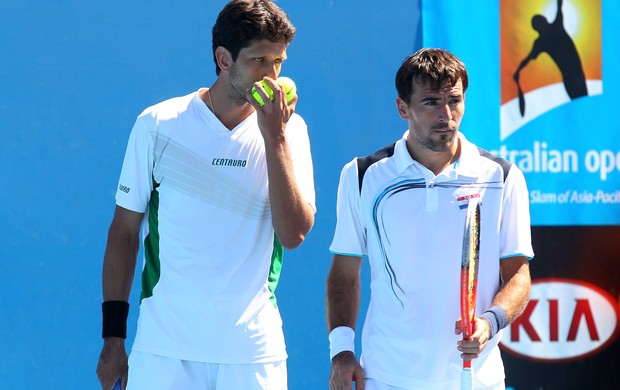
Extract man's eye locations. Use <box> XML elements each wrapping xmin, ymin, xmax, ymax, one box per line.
<box><xmin>254</xmin><ymin>58</ymin><xmax>264</xmax><ymax>63</ymax></box>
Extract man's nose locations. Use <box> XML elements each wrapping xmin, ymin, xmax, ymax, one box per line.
<box><xmin>263</xmin><ymin>63</ymin><xmax>280</xmax><ymax>80</ymax></box>
<box><xmin>438</xmin><ymin>104</ymin><xmax>453</xmax><ymax>122</ymax></box>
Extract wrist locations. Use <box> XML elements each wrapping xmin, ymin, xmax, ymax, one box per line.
<box><xmin>480</xmin><ymin>305</ymin><xmax>508</xmax><ymax>339</ymax></box>
<box><xmin>329</xmin><ymin>326</ymin><xmax>355</xmax><ymax>361</ymax></box>
<box><xmin>102</xmin><ymin>337</ymin><xmax>126</xmax><ymax>352</ymax></box>
<box><xmin>102</xmin><ymin>301</ymin><xmax>129</xmax><ymax>339</ymax></box>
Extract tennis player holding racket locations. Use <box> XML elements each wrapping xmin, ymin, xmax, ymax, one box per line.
<box><xmin>326</xmin><ymin>48</ymin><xmax>534</xmax><ymax>390</ymax></box>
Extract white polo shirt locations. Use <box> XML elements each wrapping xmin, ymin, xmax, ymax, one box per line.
<box><xmin>116</xmin><ymin>90</ymin><xmax>316</xmax><ymax>364</ymax></box>
<box><xmin>330</xmin><ymin>133</ymin><xmax>533</xmax><ymax>389</ymax></box>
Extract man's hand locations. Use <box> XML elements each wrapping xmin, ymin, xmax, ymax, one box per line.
<box><xmin>329</xmin><ymin>351</ymin><xmax>365</xmax><ymax>390</ymax></box>
<box><xmin>96</xmin><ymin>337</ymin><xmax>128</xmax><ymax>390</ymax></box>
<box><xmin>246</xmin><ymin>77</ymin><xmax>297</xmax><ymax>143</ymax></box>
<box><xmin>455</xmin><ymin>317</ymin><xmax>491</xmax><ymax>362</ymax></box>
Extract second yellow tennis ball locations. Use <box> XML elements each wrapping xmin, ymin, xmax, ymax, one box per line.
<box><xmin>251</xmin><ymin>77</ymin><xmax>297</xmax><ymax>106</ymax></box>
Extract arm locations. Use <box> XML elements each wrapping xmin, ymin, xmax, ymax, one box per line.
<box><xmin>326</xmin><ymin>254</ymin><xmax>365</xmax><ymax>390</ymax></box>
<box><xmin>492</xmin><ymin>256</ymin><xmax>531</xmax><ymax>322</ymax></box>
<box><xmin>96</xmin><ymin>206</ymin><xmax>144</xmax><ymax>390</ymax></box>
<box><xmin>514</xmin><ymin>49</ymin><xmax>538</xmax><ymax>81</ymax></box>
<box><xmin>247</xmin><ymin>78</ymin><xmax>314</xmax><ymax>249</ymax></box>
<box><xmin>263</xmin><ymin>136</ymin><xmax>314</xmax><ymax>249</ymax></box>
<box><xmin>514</xmin><ymin>38</ymin><xmax>544</xmax><ymax>82</ymax></box>
<box><xmin>556</xmin><ymin>0</ymin><xmax>564</xmax><ymax>25</ymax></box>
<box><xmin>457</xmin><ymin>256</ymin><xmax>531</xmax><ymax>360</ymax></box>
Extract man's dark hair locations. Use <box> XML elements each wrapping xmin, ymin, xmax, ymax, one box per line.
<box><xmin>395</xmin><ymin>48</ymin><xmax>469</xmax><ymax>104</ymax></box>
<box><xmin>212</xmin><ymin>0</ymin><xmax>296</xmax><ymax>75</ymax></box>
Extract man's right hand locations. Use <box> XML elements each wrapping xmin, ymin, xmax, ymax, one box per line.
<box><xmin>96</xmin><ymin>337</ymin><xmax>128</xmax><ymax>390</ymax></box>
<box><xmin>329</xmin><ymin>351</ymin><xmax>365</xmax><ymax>390</ymax></box>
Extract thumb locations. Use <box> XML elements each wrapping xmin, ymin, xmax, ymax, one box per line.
<box><xmin>455</xmin><ymin>317</ymin><xmax>464</xmax><ymax>335</ymax></box>
<box><xmin>354</xmin><ymin>369</ymin><xmax>366</xmax><ymax>390</ymax></box>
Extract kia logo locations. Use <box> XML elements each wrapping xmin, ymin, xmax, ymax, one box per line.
<box><xmin>500</xmin><ymin>278</ymin><xmax>619</xmax><ymax>362</ymax></box>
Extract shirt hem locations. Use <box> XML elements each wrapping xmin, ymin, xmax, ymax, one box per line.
<box><xmin>131</xmin><ymin>343</ymin><xmax>288</xmax><ymax>364</ymax></box>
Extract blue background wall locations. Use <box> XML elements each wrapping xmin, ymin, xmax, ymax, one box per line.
<box><xmin>0</xmin><ymin>1</ymin><xmax>421</xmax><ymax>389</ymax></box>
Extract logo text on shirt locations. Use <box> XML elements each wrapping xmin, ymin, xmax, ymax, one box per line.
<box><xmin>212</xmin><ymin>158</ymin><xmax>247</xmax><ymax>167</ymax></box>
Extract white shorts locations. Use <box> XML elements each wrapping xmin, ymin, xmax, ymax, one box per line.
<box><xmin>127</xmin><ymin>351</ymin><xmax>287</xmax><ymax>390</ymax></box>
<box><xmin>364</xmin><ymin>378</ymin><xmax>505</xmax><ymax>390</ymax></box>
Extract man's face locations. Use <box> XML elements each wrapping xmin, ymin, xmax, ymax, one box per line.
<box><xmin>228</xmin><ymin>39</ymin><xmax>288</xmax><ymax>103</ymax></box>
<box><xmin>398</xmin><ymin>78</ymin><xmax>465</xmax><ymax>153</ymax></box>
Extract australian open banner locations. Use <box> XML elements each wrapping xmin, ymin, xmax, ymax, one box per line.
<box><xmin>421</xmin><ymin>1</ymin><xmax>620</xmax><ymax>389</ymax></box>
<box><xmin>421</xmin><ymin>0</ymin><xmax>619</xmax><ymax>226</ymax></box>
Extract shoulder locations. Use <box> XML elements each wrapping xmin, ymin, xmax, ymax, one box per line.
<box><xmin>477</xmin><ymin>147</ymin><xmax>513</xmax><ymax>183</ymax></box>
<box><xmin>356</xmin><ymin>142</ymin><xmax>397</xmax><ymax>192</ymax></box>
<box><xmin>138</xmin><ymin>91</ymin><xmax>197</xmax><ymax>122</ymax></box>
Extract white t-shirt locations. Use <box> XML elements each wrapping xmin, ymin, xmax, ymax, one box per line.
<box><xmin>116</xmin><ymin>90</ymin><xmax>315</xmax><ymax>363</ymax></box>
<box><xmin>330</xmin><ymin>133</ymin><xmax>533</xmax><ymax>389</ymax></box>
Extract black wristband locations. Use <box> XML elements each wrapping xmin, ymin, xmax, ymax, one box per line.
<box><xmin>102</xmin><ymin>301</ymin><xmax>129</xmax><ymax>339</ymax></box>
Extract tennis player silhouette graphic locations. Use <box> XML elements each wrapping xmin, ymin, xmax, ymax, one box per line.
<box><xmin>513</xmin><ymin>0</ymin><xmax>588</xmax><ymax>116</ymax></box>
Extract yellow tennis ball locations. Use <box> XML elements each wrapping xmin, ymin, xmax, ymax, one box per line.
<box><xmin>251</xmin><ymin>77</ymin><xmax>297</xmax><ymax>106</ymax></box>
<box><xmin>279</xmin><ymin>76</ymin><xmax>297</xmax><ymax>102</ymax></box>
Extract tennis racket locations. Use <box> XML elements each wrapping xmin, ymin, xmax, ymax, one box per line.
<box><xmin>460</xmin><ymin>197</ymin><xmax>481</xmax><ymax>390</ymax></box>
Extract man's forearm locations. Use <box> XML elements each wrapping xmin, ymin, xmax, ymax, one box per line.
<box><xmin>264</xmin><ymin>140</ymin><xmax>314</xmax><ymax>249</ymax></box>
<box><xmin>493</xmin><ymin>260</ymin><xmax>531</xmax><ymax>323</ymax></box>
<box><xmin>102</xmin><ymin>213</ymin><xmax>141</xmax><ymax>301</ymax></box>
<box><xmin>326</xmin><ymin>261</ymin><xmax>361</xmax><ymax>331</ymax></box>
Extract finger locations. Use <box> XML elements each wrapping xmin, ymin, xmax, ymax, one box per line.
<box><xmin>287</xmin><ymin>92</ymin><xmax>298</xmax><ymax>107</ymax></box>
<box><xmin>329</xmin><ymin>377</ymin><xmax>352</xmax><ymax>390</ymax></box>
<box><xmin>330</xmin><ymin>366</ymin><xmax>356</xmax><ymax>390</ymax></box>
<box><xmin>261</xmin><ymin>76</ymin><xmax>279</xmax><ymax>94</ymax></box>
<box><xmin>98</xmin><ymin>372</ymin><xmax>116</xmax><ymax>390</ymax></box>
<box><xmin>248</xmin><ymin>84</ymin><xmax>269</xmax><ymax>108</ymax></box>
<box><xmin>246</xmin><ymin>87</ymin><xmax>264</xmax><ymax>110</ymax></box>
<box><xmin>461</xmin><ymin>352</ymin><xmax>475</xmax><ymax>362</ymax></box>
<box><xmin>455</xmin><ymin>318</ymin><xmax>463</xmax><ymax>335</ymax></box>
<box><xmin>264</xmin><ymin>77</ymin><xmax>291</xmax><ymax>107</ymax></box>
<box><xmin>258</xmin><ymin>77</ymin><xmax>281</xmax><ymax>104</ymax></box>
<box><xmin>459</xmin><ymin>339</ymin><xmax>484</xmax><ymax>359</ymax></box>
<box><xmin>355</xmin><ymin>371</ymin><xmax>366</xmax><ymax>390</ymax></box>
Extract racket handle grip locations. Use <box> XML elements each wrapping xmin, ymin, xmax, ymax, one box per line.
<box><xmin>461</xmin><ymin>367</ymin><xmax>474</xmax><ymax>390</ymax></box>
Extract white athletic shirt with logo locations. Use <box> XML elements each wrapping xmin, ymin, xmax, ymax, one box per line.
<box><xmin>330</xmin><ymin>133</ymin><xmax>534</xmax><ymax>389</ymax></box>
<box><xmin>115</xmin><ymin>90</ymin><xmax>316</xmax><ymax>364</ymax></box>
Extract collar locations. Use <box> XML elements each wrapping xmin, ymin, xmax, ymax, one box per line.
<box><xmin>453</xmin><ymin>133</ymin><xmax>482</xmax><ymax>180</ymax></box>
<box><xmin>394</xmin><ymin>131</ymin><xmax>481</xmax><ymax>181</ymax></box>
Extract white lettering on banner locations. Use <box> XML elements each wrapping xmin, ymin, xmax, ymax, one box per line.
<box><xmin>530</xmin><ymin>190</ymin><xmax>558</xmax><ymax>204</ymax></box>
<box><xmin>491</xmin><ymin>143</ymin><xmax>620</xmax><ymax>181</ymax></box>
<box><xmin>500</xmin><ymin>279</ymin><xmax>620</xmax><ymax>362</ymax></box>
<box><xmin>584</xmin><ymin>150</ymin><xmax>620</xmax><ymax>180</ymax></box>
<box><xmin>530</xmin><ymin>190</ymin><xmax>620</xmax><ymax>204</ymax></box>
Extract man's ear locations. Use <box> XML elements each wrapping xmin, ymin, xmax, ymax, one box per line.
<box><xmin>215</xmin><ymin>46</ymin><xmax>232</xmax><ymax>73</ymax></box>
<box><xmin>396</xmin><ymin>97</ymin><xmax>410</xmax><ymax>120</ymax></box>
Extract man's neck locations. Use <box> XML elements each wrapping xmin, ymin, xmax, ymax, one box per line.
<box><xmin>200</xmin><ymin>82</ymin><xmax>255</xmax><ymax>130</ymax></box>
<box><xmin>406</xmin><ymin>136</ymin><xmax>461</xmax><ymax>176</ymax></box>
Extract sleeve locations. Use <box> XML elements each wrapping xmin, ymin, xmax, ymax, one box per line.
<box><xmin>115</xmin><ymin>115</ymin><xmax>154</xmax><ymax>213</ymax></box>
<box><xmin>329</xmin><ymin>159</ymin><xmax>366</xmax><ymax>257</ymax></box>
<box><xmin>286</xmin><ymin>113</ymin><xmax>316</xmax><ymax>213</ymax></box>
<box><xmin>500</xmin><ymin>165</ymin><xmax>535</xmax><ymax>260</ymax></box>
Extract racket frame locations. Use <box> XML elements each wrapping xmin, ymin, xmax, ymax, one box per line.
<box><xmin>460</xmin><ymin>197</ymin><xmax>481</xmax><ymax>381</ymax></box>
